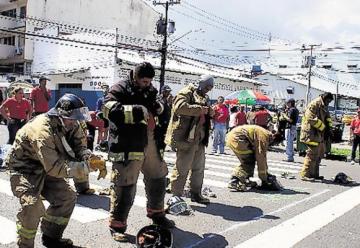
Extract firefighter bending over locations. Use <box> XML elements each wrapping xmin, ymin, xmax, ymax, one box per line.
<box><xmin>6</xmin><ymin>94</ymin><xmax>106</xmax><ymax>248</ymax></box>
<box><xmin>226</xmin><ymin>125</ymin><xmax>283</xmax><ymax>191</ymax></box>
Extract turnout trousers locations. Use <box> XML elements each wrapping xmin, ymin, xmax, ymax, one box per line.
<box><xmin>109</xmin><ymin>130</ymin><xmax>168</xmax><ymax>233</ymax></box>
<box><xmin>170</xmin><ymin>141</ymin><xmax>206</xmax><ymax>196</ymax></box>
<box><xmin>300</xmin><ymin>142</ymin><xmax>325</xmax><ymax>178</ymax></box>
<box><xmin>226</xmin><ymin>131</ymin><xmax>268</xmax><ymax>182</ymax></box>
<box><xmin>10</xmin><ymin>172</ymin><xmax>76</xmax><ymax>248</ymax></box>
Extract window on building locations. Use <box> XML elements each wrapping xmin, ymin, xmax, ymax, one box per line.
<box><xmin>1</xmin><ymin>9</ymin><xmax>16</xmax><ymax>17</ymax></box>
<box><xmin>20</xmin><ymin>6</ymin><xmax>26</xmax><ymax>18</ymax></box>
<box><xmin>0</xmin><ymin>36</ymin><xmax>16</xmax><ymax>46</ymax></box>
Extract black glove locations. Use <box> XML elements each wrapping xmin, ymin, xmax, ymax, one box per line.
<box><xmin>132</xmin><ymin>105</ymin><xmax>148</xmax><ymax>123</ymax></box>
<box><xmin>108</xmin><ymin>103</ymin><xmax>125</xmax><ymax>126</ymax></box>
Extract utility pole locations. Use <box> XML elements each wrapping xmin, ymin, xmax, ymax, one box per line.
<box><xmin>304</xmin><ymin>44</ymin><xmax>320</xmax><ymax>106</ymax></box>
<box><xmin>113</xmin><ymin>27</ymin><xmax>119</xmax><ymax>82</ymax></box>
<box><xmin>153</xmin><ymin>0</ymin><xmax>180</xmax><ymax>91</ymax></box>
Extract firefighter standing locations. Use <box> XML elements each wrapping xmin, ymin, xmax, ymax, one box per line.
<box><xmin>300</xmin><ymin>92</ymin><xmax>333</xmax><ymax>181</ymax></box>
<box><xmin>226</xmin><ymin>125</ymin><xmax>283</xmax><ymax>191</ymax></box>
<box><xmin>103</xmin><ymin>62</ymin><xmax>174</xmax><ymax>242</ymax></box>
<box><xmin>165</xmin><ymin>75</ymin><xmax>214</xmax><ymax>204</ymax></box>
<box><xmin>6</xmin><ymin>94</ymin><xmax>106</xmax><ymax>248</ymax></box>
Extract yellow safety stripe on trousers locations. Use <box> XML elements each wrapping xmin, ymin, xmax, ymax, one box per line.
<box><xmin>237</xmin><ymin>149</ymin><xmax>254</xmax><ymax>155</ymax></box>
<box><xmin>16</xmin><ymin>223</ymin><xmax>37</xmax><ymax>239</ymax></box>
<box><xmin>108</xmin><ymin>151</ymin><xmax>144</xmax><ymax>162</ymax></box>
<box><xmin>123</xmin><ymin>105</ymin><xmax>134</xmax><ymax>124</ymax></box>
<box><xmin>128</xmin><ymin>152</ymin><xmax>144</xmax><ymax>160</ymax></box>
<box><xmin>103</xmin><ymin>101</ymin><xmax>118</xmax><ymax>120</ymax></box>
<box><xmin>303</xmin><ymin>141</ymin><xmax>319</xmax><ymax>146</ymax></box>
<box><xmin>43</xmin><ymin>213</ymin><xmax>70</xmax><ymax>226</ymax></box>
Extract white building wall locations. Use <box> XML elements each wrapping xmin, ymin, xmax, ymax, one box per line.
<box><xmin>25</xmin><ymin>0</ymin><xmax>159</xmax><ymax>61</ymax></box>
<box><xmin>256</xmin><ymin>73</ymin><xmax>324</xmax><ymax>107</ymax></box>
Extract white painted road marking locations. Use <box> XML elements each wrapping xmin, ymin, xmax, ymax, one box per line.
<box><xmin>0</xmin><ymin>216</ymin><xmax>17</xmax><ymax>244</ymax></box>
<box><xmin>0</xmin><ymin>179</ymin><xmax>143</xmax><ymax>224</ymax></box>
<box><xmin>235</xmin><ymin>187</ymin><xmax>360</xmax><ymax>248</ymax></box>
<box><xmin>187</xmin><ymin>189</ymin><xmax>330</xmax><ymax>248</ymax></box>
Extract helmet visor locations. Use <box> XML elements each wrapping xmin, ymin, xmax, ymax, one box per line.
<box><xmin>63</xmin><ymin>106</ymin><xmax>91</xmax><ymax>121</ymax></box>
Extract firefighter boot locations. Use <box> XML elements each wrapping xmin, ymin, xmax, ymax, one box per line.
<box><xmin>42</xmin><ymin>234</ymin><xmax>73</xmax><ymax>248</ymax></box>
<box><xmin>190</xmin><ymin>192</ymin><xmax>210</xmax><ymax>205</ymax></box>
<box><xmin>228</xmin><ymin>176</ymin><xmax>247</xmax><ymax>192</ymax></box>
<box><xmin>151</xmin><ymin>213</ymin><xmax>175</xmax><ymax>229</ymax></box>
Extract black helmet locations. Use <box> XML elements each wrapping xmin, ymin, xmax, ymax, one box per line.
<box><xmin>334</xmin><ymin>172</ymin><xmax>352</xmax><ymax>185</ymax></box>
<box><xmin>48</xmin><ymin>94</ymin><xmax>91</xmax><ymax>121</ymax></box>
<box><xmin>136</xmin><ymin>225</ymin><xmax>173</xmax><ymax>248</ymax></box>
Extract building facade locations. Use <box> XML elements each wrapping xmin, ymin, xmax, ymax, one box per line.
<box><xmin>0</xmin><ymin>0</ymin><xmax>159</xmax><ymax>74</ymax></box>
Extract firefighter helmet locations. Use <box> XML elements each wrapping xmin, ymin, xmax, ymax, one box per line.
<box><xmin>48</xmin><ymin>94</ymin><xmax>91</xmax><ymax>121</ymax></box>
<box><xmin>136</xmin><ymin>225</ymin><xmax>173</xmax><ymax>248</ymax></box>
<box><xmin>333</xmin><ymin>172</ymin><xmax>352</xmax><ymax>185</ymax></box>
<box><xmin>166</xmin><ymin>196</ymin><xmax>192</xmax><ymax>216</ymax></box>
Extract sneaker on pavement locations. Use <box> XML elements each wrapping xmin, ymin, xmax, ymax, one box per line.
<box><xmin>111</xmin><ymin>232</ymin><xmax>128</xmax><ymax>242</ymax></box>
<box><xmin>300</xmin><ymin>176</ymin><xmax>315</xmax><ymax>182</ymax></box>
<box><xmin>283</xmin><ymin>158</ymin><xmax>294</xmax><ymax>162</ymax></box>
<box><xmin>351</xmin><ymin>160</ymin><xmax>355</xmax><ymax>165</ymax></box>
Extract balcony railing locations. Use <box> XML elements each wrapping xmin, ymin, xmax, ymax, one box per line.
<box><xmin>0</xmin><ymin>44</ymin><xmax>17</xmax><ymax>59</ymax></box>
<box><xmin>0</xmin><ymin>15</ymin><xmax>25</xmax><ymax>29</ymax></box>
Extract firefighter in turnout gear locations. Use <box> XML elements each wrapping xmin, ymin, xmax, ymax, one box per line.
<box><xmin>226</xmin><ymin>125</ymin><xmax>283</xmax><ymax>191</ymax></box>
<box><xmin>300</xmin><ymin>92</ymin><xmax>334</xmax><ymax>181</ymax></box>
<box><xmin>103</xmin><ymin>62</ymin><xmax>174</xmax><ymax>242</ymax></box>
<box><xmin>6</xmin><ymin>94</ymin><xmax>105</xmax><ymax>248</ymax></box>
<box><xmin>165</xmin><ymin>75</ymin><xmax>214</xmax><ymax>204</ymax></box>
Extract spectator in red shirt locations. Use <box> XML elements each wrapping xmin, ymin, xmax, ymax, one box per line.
<box><xmin>254</xmin><ymin>105</ymin><xmax>271</xmax><ymax>129</ymax></box>
<box><xmin>30</xmin><ymin>76</ymin><xmax>51</xmax><ymax>116</ymax></box>
<box><xmin>350</xmin><ymin>109</ymin><xmax>360</xmax><ymax>165</ymax></box>
<box><xmin>0</xmin><ymin>87</ymin><xmax>32</xmax><ymax>144</ymax></box>
<box><xmin>236</xmin><ymin>105</ymin><xmax>247</xmax><ymax>126</ymax></box>
<box><xmin>212</xmin><ymin>96</ymin><xmax>229</xmax><ymax>154</ymax></box>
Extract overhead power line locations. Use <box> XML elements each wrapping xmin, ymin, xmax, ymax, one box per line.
<box><xmin>181</xmin><ymin>0</ymin><xmax>299</xmax><ymax>45</ymax></box>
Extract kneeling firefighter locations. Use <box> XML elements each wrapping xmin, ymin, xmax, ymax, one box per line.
<box><xmin>226</xmin><ymin>125</ymin><xmax>283</xmax><ymax>191</ymax></box>
<box><xmin>103</xmin><ymin>62</ymin><xmax>174</xmax><ymax>242</ymax></box>
<box><xmin>6</xmin><ymin>94</ymin><xmax>106</xmax><ymax>248</ymax></box>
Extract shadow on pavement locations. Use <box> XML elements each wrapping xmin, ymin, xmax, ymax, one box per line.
<box><xmin>172</xmin><ymin>228</ymin><xmax>228</xmax><ymax>248</ymax></box>
<box><xmin>76</xmin><ymin>194</ymin><xmax>110</xmax><ymax>211</ymax></box>
<box><xmin>249</xmin><ymin>187</ymin><xmax>310</xmax><ymax>195</ymax></box>
<box><xmin>191</xmin><ymin>204</ymin><xmax>265</xmax><ymax>222</ymax></box>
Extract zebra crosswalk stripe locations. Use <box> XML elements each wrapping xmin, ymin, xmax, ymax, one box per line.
<box><xmin>0</xmin><ymin>216</ymin><xmax>17</xmax><ymax>245</ymax></box>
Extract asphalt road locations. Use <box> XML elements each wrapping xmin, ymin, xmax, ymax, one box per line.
<box><xmin>0</xmin><ymin>123</ymin><xmax>360</xmax><ymax>248</ymax></box>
